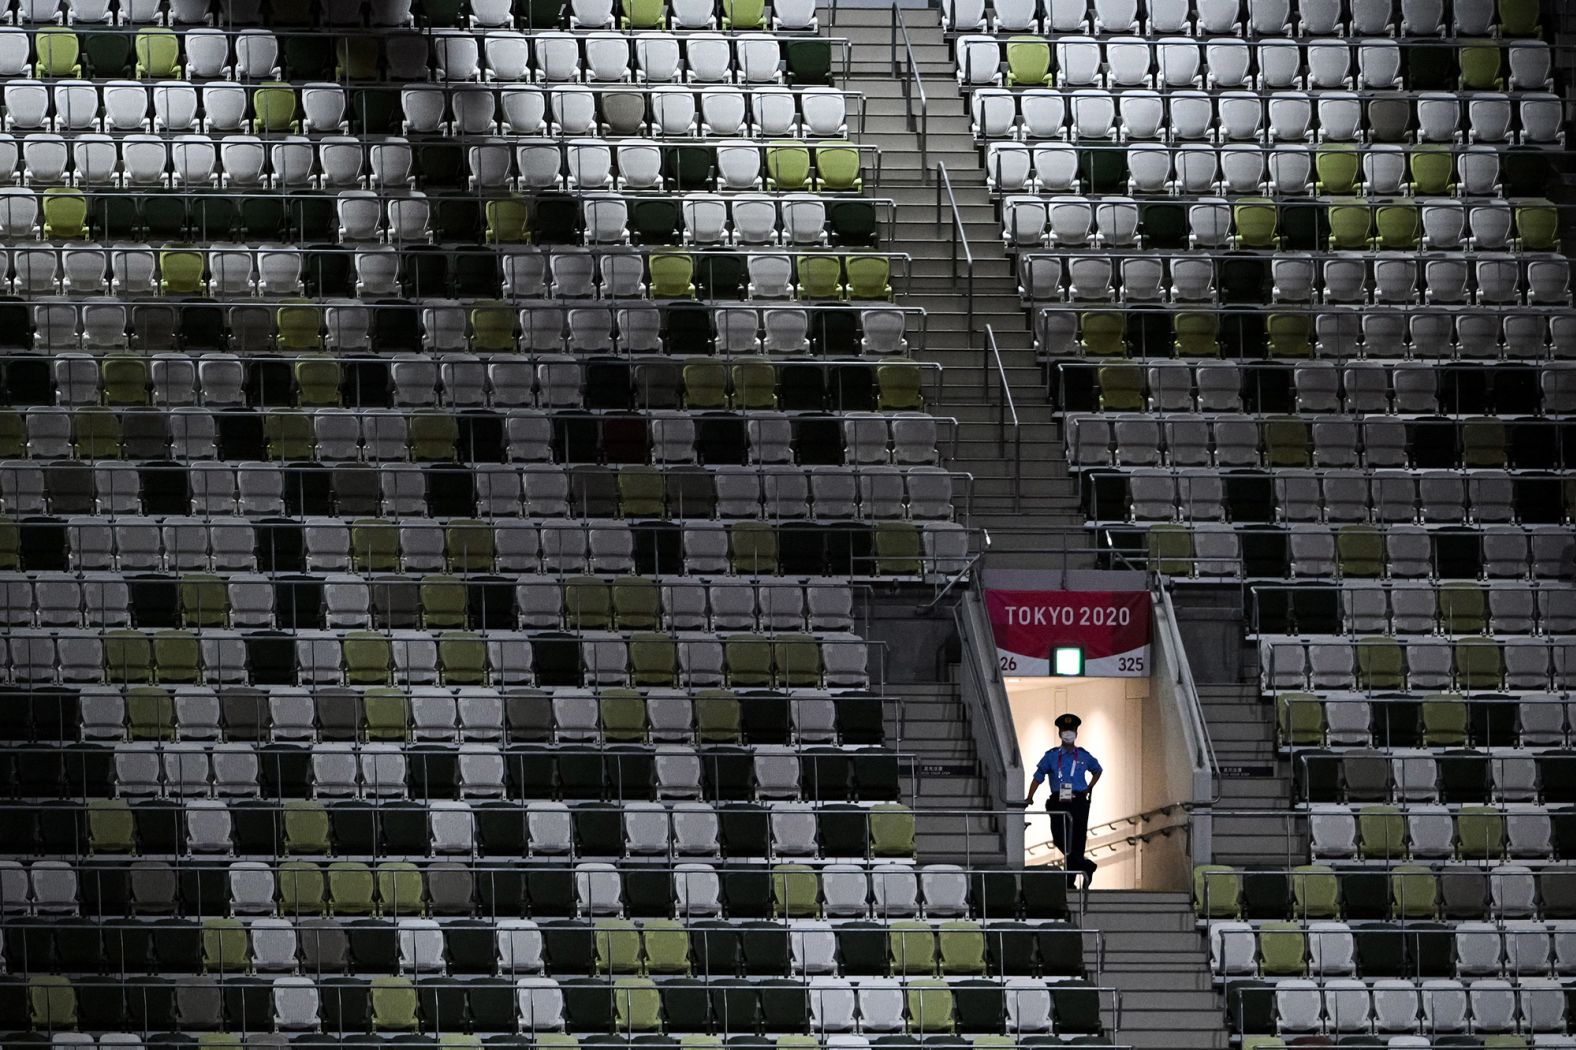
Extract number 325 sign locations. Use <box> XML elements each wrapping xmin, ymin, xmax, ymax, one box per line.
<box><xmin>985</xmin><ymin>590</ymin><xmax>1151</xmax><ymax>677</ymax></box>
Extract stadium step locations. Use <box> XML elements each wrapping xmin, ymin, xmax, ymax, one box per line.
<box><xmin>1083</xmin><ymin>890</ymin><xmax>1230</xmax><ymax>1049</ymax></box>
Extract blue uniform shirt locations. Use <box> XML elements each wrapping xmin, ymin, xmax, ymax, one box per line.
<box><xmin>1034</xmin><ymin>746</ymin><xmax>1102</xmax><ymax>792</ymax></box>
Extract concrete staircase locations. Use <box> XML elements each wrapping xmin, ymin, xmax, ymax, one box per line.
<box><xmin>1199</xmin><ymin>683</ymin><xmax>1303</xmax><ymax>867</ymax></box>
<box><xmin>1082</xmin><ymin>891</ymin><xmax>1228</xmax><ymax>1050</ymax></box>
<box><xmin>828</xmin><ymin>6</ymin><xmax>1092</xmax><ymax>568</ymax></box>
<box><xmin>886</xmin><ymin>682</ymin><xmax>1005</xmax><ymax>865</ymax></box>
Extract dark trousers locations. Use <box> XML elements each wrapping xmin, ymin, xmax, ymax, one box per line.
<box><xmin>1046</xmin><ymin>793</ymin><xmax>1097</xmax><ymax>878</ymax></box>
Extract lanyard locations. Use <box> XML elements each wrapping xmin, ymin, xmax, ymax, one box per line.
<box><xmin>1055</xmin><ymin>749</ymin><xmax>1079</xmax><ymax>784</ymax></box>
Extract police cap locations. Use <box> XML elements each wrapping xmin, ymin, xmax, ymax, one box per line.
<box><xmin>1054</xmin><ymin>713</ymin><xmax>1082</xmax><ymax>732</ymax></box>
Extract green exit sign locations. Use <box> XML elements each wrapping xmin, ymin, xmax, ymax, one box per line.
<box><xmin>1051</xmin><ymin>646</ymin><xmax>1085</xmax><ymax>676</ymax></box>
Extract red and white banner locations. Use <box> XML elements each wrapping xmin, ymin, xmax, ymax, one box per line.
<box><xmin>985</xmin><ymin>590</ymin><xmax>1151</xmax><ymax>677</ymax></box>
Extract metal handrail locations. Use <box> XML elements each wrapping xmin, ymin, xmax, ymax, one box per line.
<box><xmin>890</xmin><ymin>2</ymin><xmax>929</xmax><ymax>177</ymax></box>
<box><xmin>982</xmin><ymin>323</ymin><xmax>1023</xmax><ymax>510</ymax></box>
<box><xmin>935</xmin><ymin>160</ymin><xmax>976</xmax><ymax>336</ymax></box>
<box><xmin>1158</xmin><ymin>584</ymin><xmax>1223</xmax><ymax>806</ymax></box>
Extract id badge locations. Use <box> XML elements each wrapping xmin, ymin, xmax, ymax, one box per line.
<box><xmin>1058</xmin><ymin>783</ymin><xmax>1073</xmax><ymax>801</ymax></box>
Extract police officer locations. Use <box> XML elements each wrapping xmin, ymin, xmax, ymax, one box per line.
<box><xmin>1025</xmin><ymin>713</ymin><xmax>1102</xmax><ymax>882</ymax></box>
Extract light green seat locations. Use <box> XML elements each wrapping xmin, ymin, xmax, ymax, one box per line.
<box><xmin>1356</xmin><ymin>637</ymin><xmax>1404</xmax><ymax>690</ymax></box>
<box><xmin>613</xmin><ymin>977</ymin><xmax>662</xmax><ymax>1032</ymax></box>
<box><xmin>1461</xmin><ymin>417</ymin><xmax>1506</xmax><ymax>468</ymax></box>
<box><xmin>683</xmin><ymin>362</ymin><xmax>729</xmax><ymax>408</ymax></box>
<box><xmin>486</xmin><ymin>197</ymin><xmax>532</xmax><ymax>243</ymax></box>
<box><xmin>649</xmin><ymin>252</ymin><xmax>695</xmax><ymax>298</ymax></box>
<box><xmin>411</xmin><ymin>413</ymin><xmax>458</xmax><ymax>461</ymax></box>
<box><xmin>371</xmin><ymin>976</ymin><xmax>420</xmax><ymax>1031</ymax></box>
<box><xmin>774</xmin><ymin>634</ymin><xmax>821</xmax><ymax>687</ymax></box>
<box><xmin>29</xmin><ymin>975</ymin><xmax>76</xmax><ymax>1029</ymax></box>
<box><xmin>1327</xmin><ymin>200</ymin><xmax>1371</xmax><ymax>250</ymax></box>
<box><xmin>43</xmin><ymin>188</ymin><xmax>88</xmax><ymax>240</ymax></box>
<box><xmin>126</xmin><ymin>686</ymin><xmax>175</xmax><ymax>740</ymax></box>
<box><xmin>1079</xmin><ymin>311</ymin><xmax>1125</xmax><ymax>356</ymax></box>
<box><xmin>874</xmin><ymin>521</ymin><xmax>923</xmax><ymax>575</ymax></box>
<box><xmin>1515</xmin><ymin>203</ymin><xmax>1559</xmax><ymax>251</ymax></box>
<box><xmin>344</xmin><ymin>632</ymin><xmax>392</xmax><ymax>685</ymax></box>
<box><xmin>1315</xmin><ymin>147</ymin><xmax>1359</xmax><ymax>195</ymax></box>
<box><xmin>285</xmin><ymin>802</ymin><xmax>331</xmax><ymax>854</ymax></box>
<box><xmin>1193</xmin><ymin>865</ymin><xmax>1242</xmax><ymax>918</ymax></box>
<box><xmin>202</xmin><ymin>918</ymin><xmax>249</xmax><ymax>973</ymax></box>
<box><xmin>1265</xmin><ymin>417</ymin><xmax>1310</xmax><ymax>467</ymax></box>
<box><xmin>870</xmin><ymin>803</ymin><xmax>916</xmax><ymax>857</ymax></box>
<box><xmin>1454</xmin><ymin>637</ymin><xmax>1503</xmax><ymax>691</ymax></box>
<box><xmin>352</xmin><ymin>520</ymin><xmax>399</xmax><ymax>571</ymax></box>
<box><xmin>766</xmin><ymin>144</ymin><xmax>811</xmax><ymax>190</ymax></box>
<box><xmin>617</xmin><ymin>466</ymin><xmax>666</xmax><ymax>519</ymax></box>
<box><xmin>732</xmin><ymin>359</ymin><xmax>778</xmax><ymax>409</ymax></box>
<box><xmin>1498</xmin><ymin>0</ymin><xmax>1539</xmax><ymax>34</ymax></box>
<box><xmin>1290</xmin><ymin>864</ymin><xmax>1340</xmax><ymax>919</ymax></box>
<box><xmin>729</xmin><ymin>521</ymin><xmax>778</xmax><ymax>573</ymax></box>
<box><xmin>1259</xmin><ymin>921</ymin><xmax>1307</xmax><ymax>976</ymax></box>
<box><xmin>36</xmin><ymin>26</ymin><xmax>81</xmax><ymax>76</ymax></box>
<box><xmin>279</xmin><ymin>861</ymin><xmax>327</xmax><ymax>915</ymax></box>
<box><xmin>1233</xmin><ymin>199</ymin><xmax>1278</xmax><ymax>249</ymax></box>
<box><xmin>1097</xmin><ymin>365</ymin><xmax>1143</xmax><ymax>410</ymax></box>
<box><xmin>890</xmin><ymin>919</ymin><xmax>938</xmax><ymax>975</ymax></box>
<box><xmin>1439</xmin><ymin>585</ymin><xmax>1487</xmax><ymax>634</ymax></box>
<box><xmin>1243</xmin><ymin>1038</ymin><xmax>1288</xmax><ymax>1050</ymax></box>
<box><xmin>1006</xmin><ymin>37</ymin><xmax>1052</xmax><ymax>86</ymax></box>
<box><xmin>1147</xmin><ymin>525</ymin><xmax>1192</xmax><ymax>576</ymax></box>
<box><xmin>876</xmin><ymin>362</ymin><xmax>923</xmax><ymax>410</ymax></box>
<box><xmin>772</xmin><ymin>863</ymin><xmax>821</xmax><ymax>917</ymax></box>
<box><xmin>1374</xmin><ymin>204</ymin><xmax>1419</xmax><ymax>250</ymax></box>
<box><xmin>1357</xmin><ymin>804</ymin><xmax>1405</xmax><ymax>860</ymax></box>
<box><xmin>106</xmin><ymin>630</ymin><xmax>153</xmax><ymax>683</ymax></box>
<box><xmin>0</xmin><ymin>412</ymin><xmax>22</xmax><ymax>457</ymax></box>
<box><xmin>815</xmin><ymin>146</ymin><xmax>862</xmax><ymax>191</ymax></box>
<box><xmin>88</xmin><ymin>799</ymin><xmax>135</xmax><ymax>853</ymax></box>
<box><xmin>846</xmin><ymin>256</ymin><xmax>891</xmax><ymax>300</ymax></box>
<box><xmin>1408</xmin><ymin>146</ymin><xmax>1454</xmax><ymax>195</ymax></box>
<box><xmin>1420</xmin><ymin>693</ymin><xmax>1468</xmax><ymax>747</ymax></box>
<box><xmin>445</xmin><ymin>520</ymin><xmax>492</xmax><ymax>571</ymax></box>
<box><xmin>621</xmin><ymin>0</ymin><xmax>665</xmax><ymax>26</ymax></box>
<box><xmin>419</xmin><ymin>576</ymin><xmax>467</xmax><ymax>629</ymax></box>
<box><xmin>1173</xmin><ymin>312</ymin><xmax>1220</xmax><ymax>357</ymax></box>
<box><xmin>611</xmin><ymin>577</ymin><xmax>660</xmax><ymax>630</ymax></box>
<box><xmin>725</xmin><ymin>637</ymin><xmax>773</xmax><ymax>687</ymax></box>
<box><xmin>596</xmin><ymin>918</ymin><xmax>644</xmax><ymax>973</ymax></box>
<box><xmin>797</xmin><ymin>254</ymin><xmax>843</xmax><ymax>299</ymax></box>
<box><xmin>439</xmin><ymin>632</ymin><xmax>486</xmax><ymax>685</ymax></box>
<box><xmin>905</xmin><ymin>979</ymin><xmax>955</xmax><ymax>1033</ymax></box>
<box><xmin>159</xmin><ymin>249</ymin><xmax>205</xmax><ymax>294</ymax></box>
<box><xmin>275</xmin><ymin>304</ymin><xmax>323</xmax><ymax>350</ymax></box>
<box><xmin>179</xmin><ymin>575</ymin><xmax>229</xmax><ymax>628</ymax></box>
<box><xmin>721</xmin><ymin>0</ymin><xmax>765</xmax><ymax>28</ymax></box>
<box><xmin>154</xmin><ymin>629</ymin><xmax>200</xmax><ymax>682</ymax></box>
<box><xmin>1276</xmin><ymin>693</ymin><xmax>1323</xmax><ymax>747</ymax></box>
<box><xmin>252</xmin><ymin>82</ymin><xmax>299</xmax><ymax>132</ymax></box>
<box><xmin>629</xmin><ymin>633</ymin><xmax>678</xmax><ymax>687</ymax></box>
<box><xmin>328</xmin><ymin>861</ymin><xmax>375</xmax><ymax>914</ymax></box>
<box><xmin>566</xmin><ymin>578</ymin><xmax>612</xmax><ymax>630</ymax></box>
<box><xmin>470</xmin><ymin>305</ymin><xmax>516</xmax><ymax>350</ymax></box>
<box><xmin>1390</xmin><ymin>865</ymin><xmax>1438</xmax><ymax>918</ymax></box>
<box><xmin>364</xmin><ymin>689</ymin><xmax>409</xmax><ymax>741</ymax></box>
<box><xmin>939</xmin><ymin>920</ymin><xmax>987</xmax><ymax>975</ymax></box>
<box><xmin>1266</xmin><ymin>313</ymin><xmax>1313</xmax><ymax>358</ymax></box>
<box><xmin>294</xmin><ymin>357</ymin><xmax>342</xmax><ymax>406</ymax></box>
<box><xmin>1458</xmin><ymin>43</ymin><xmax>1502</xmax><ymax>90</ymax></box>
<box><xmin>73</xmin><ymin>409</ymin><xmax>121</xmax><ymax>459</ymax></box>
<box><xmin>1336</xmin><ymin>525</ymin><xmax>1384</xmax><ymax>578</ymax></box>
<box><xmin>600</xmin><ymin>690</ymin><xmax>647</xmax><ymax>743</ymax></box>
<box><xmin>133</xmin><ymin>27</ymin><xmax>177</xmax><ymax>77</ymax></box>
<box><xmin>641</xmin><ymin>919</ymin><xmax>691</xmax><ymax>974</ymax></box>
<box><xmin>1458</xmin><ymin>805</ymin><xmax>1506</xmax><ymax>859</ymax></box>
<box><xmin>695</xmin><ymin>691</ymin><xmax>742</xmax><ymax>742</ymax></box>
<box><xmin>102</xmin><ymin>355</ymin><xmax>150</xmax><ymax>405</ymax></box>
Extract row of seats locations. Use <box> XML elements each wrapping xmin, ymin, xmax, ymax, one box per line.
<box><xmin>1064</xmin><ymin>362</ymin><xmax>1576</xmax><ymax>414</ymax></box>
<box><xmin>0</xmin><ymin>859</ymin><xmax>1071</xmax><ymax>920</ymax></box>
<box><xmin>1274</xmin><ymin>693</ymin><xmax>1576</xmax><ymax>749</ymax></box>
<box><xmin>1226</xmin><ymin>976</ymin><xmax>1569</xmax><ymax>1036</ymax></box>
<box><xmin>942</xmin><ymin>0</ymin><xmax>1543</xmax><ymax>37</ymax></box>
<box><xmin>0</xmin><ymin>916</ymin><xmax>1090</xmax><ymax>978</ymax></box>
<box><xmin>1255</xmin><ymin>582</ymin><xmax>1576</xmax><ymax>637</ymax></box>
<box><xmin>1260</xmin><ymin>635</ymin><xmax>1573</xmax><ymax>692</ymax></box>
<box><xmin>1137</xmin><ymin>521</ymin><xmax>1574</xmax><ymax>581</ymax></box>
<box><xmin>0</xmin><ymin>971</ymin><xmax>1109</xmax><ymax>1035</ymax></box>
<box><xmin>1290</xmin><ymin>748</ymin><xmax>1576</xmax><ymax>804</ymax></box>
<box><xmin>1308</xmin><ymin>804</ymin><xmax>1570</xmax><ymax>861</ymax></box>
<box><xmin>1193</xmin><ymin>863</ymin><xmax>1576</xmax><ymax>921</ymax></box>
<box><xmin>0</xmin><ymin>628</ymin><xmax>874</xmax><ymax>687</ymax></box>
<box><xmin>1210</xmin><ymin>920</ymin><xmax>1576</xmax><ymax>978</ymax></box>
<box><xmin>9</xmin><ymin>796</ymin><xmax>918</xmax><ymax>858</ymax></box>
<box><xmin>962</xmin><ymin>86</ymin><xmax>1563</xmax><ymax>148</ymax></box>
<box><xmin>11</xmin><ymin>685</ymin><xmax>887</xmax><ymax>745</ymax></box>
<box><xmin>956</xmin><ymin>35</ymin><xmax>1551</xmax><ymax>91</ymax></box>
<box><xmin>1035</xmin><ymin>307</ymin><xmax>1576</xmax><ymax>361</ymax></box>
<box><xmin>1070</xmin><ymin>416</ymin><xmax>1575</xmax><ymax>471</ymax></box>
<box><xmin>0</xmin><ymin>574</ymin><xmax>864</xmax><ymax>630</ymax></box>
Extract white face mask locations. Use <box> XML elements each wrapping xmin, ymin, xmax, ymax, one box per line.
<box><xmin>1059</xmin><ymin>730</ymin><xmax>1077</xmax><ymax>745</ymax></box>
